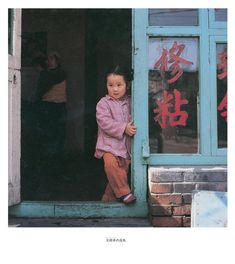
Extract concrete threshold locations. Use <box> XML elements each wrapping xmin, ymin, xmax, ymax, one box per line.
<box><xmin>8</xmin><ymin>217</ymin><xmax>152</xmax><ymax>227</ymax></box>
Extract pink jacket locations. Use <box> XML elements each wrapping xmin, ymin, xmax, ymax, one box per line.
<box><xmin>94</xmin><ymin>95</ymin><xmax>131</xmax><ymax>159</ymax></box>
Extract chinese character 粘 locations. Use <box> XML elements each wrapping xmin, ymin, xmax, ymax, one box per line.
<box><xmin>153</xmin><ymin>89</ymin><xmax>189</xmax><ymax>129</ymax></box>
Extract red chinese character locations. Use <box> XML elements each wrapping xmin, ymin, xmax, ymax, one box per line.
<box><xmin>154</xmin><ymin>48</ymin><xmax>168</xmax><ymax>78</ymax></box>
<box><xmin>217</xmin><ymin>51</ymin><xmax>227</xmax><ymax>80</ymax></box>
<box><xmin>153</xmin><ymin>89</ymin><xmax>189</xmax><ymax>129</ymax></box>
<box><xmin>218</xmin><ymin>93</ymin><xmax>227</xmax><ymax>122</ymax></box>
<box><xmin>154</xmin><ymin>41</ymin><xmax>193</xmax><ymax>84</ymax></box>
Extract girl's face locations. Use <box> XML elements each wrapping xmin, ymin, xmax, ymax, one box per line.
<box><xmin>107</xmin><ymin>74</ymin><xmax>127</xmax><ymax>99</ymax></box>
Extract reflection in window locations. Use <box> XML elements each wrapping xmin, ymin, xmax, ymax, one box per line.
<box><xmin>149</xmin><ymin>9</ymin><xmax>198</xmax><ymax>26</ymax></box>
<box><xmin>148</xmin><ymin>38</ymin><xmax>199</xmax><ymax>153</ymax></box>
<box><xmin>217</xmin><ymin>44</ymin><xmax>227</xmax><ymax>148</ymax></box>
<box><xmin>8</xmin><ymin>9</ymin><xmax>14</xmax><ymax>55</ymax></box>
<box><xmin>215</xmin><ymin>9</ymin><xmax>227</xmax><ymax>21</ymax></box>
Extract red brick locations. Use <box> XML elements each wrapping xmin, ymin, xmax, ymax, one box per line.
<box><xmin>196</xmin><ymin>182</ymin><xmax>227</xmax><ymax>192</ymax></box>
<box><xmin>150</xmin><ymin>194</ymin><xmax>182</xmax><ymax>205</ymax></box>
<box><xmin>151</xmin><ymin>170</ymin><xmax>184</xmax><ymax>182</ymax></box>
<box><xmin>150</xmin><ymin>205</ymin><xmax>172</xmax><ymax>216</ymax></box>
<box><xmin>173</xmin><ymin>205</ymin><xmax>191</xmax><ymax>216</ymax></box>
<box><xmin>152</xmin><ymin>216</ymin><xmax>182</xmax><ymax>227</ymax></box>
<box><xmin>174</xmin><ymin>183</ymin><xmax>196</xmax><ymax>193</ymax></box>
<box><xmin>182</xmin><ymin>193</ymin><xmax>192</xmax><ymax>204</ymax></box>
<box><xmin>183</xmin><ymin>216</ymin><xmax>191</xmax><ymax>227</ymax></box>
<box><xmin>184</xmin><ymin>168</ymin><xmax>227</xmax><ymax>182</ymax></box>
<box><xmin>150</xmin><ymin>183</ymin><xmax>173</xmax><ymax>194</ymax></box>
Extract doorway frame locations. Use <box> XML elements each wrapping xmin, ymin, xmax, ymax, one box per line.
<box><xmin>9</xmin><ymin>9</ymin><xmax>148</xmax><ymax>218</ymax></box>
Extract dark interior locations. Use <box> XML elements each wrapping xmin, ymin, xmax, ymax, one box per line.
<box><xmin>21</xmin><ymin>9</ymin><xmax>132</xmax><ymax>201</ymax></box>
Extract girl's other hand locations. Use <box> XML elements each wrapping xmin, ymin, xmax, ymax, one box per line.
<box><xmin>125</xmin><ymin>121</ymin><xmax>137</xmax><ymax>137</ymax></box>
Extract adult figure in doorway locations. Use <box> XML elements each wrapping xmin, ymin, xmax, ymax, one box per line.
<box><xmin>33</xmin><ymin>51</ymin><xmax>67</xmax><ymax>197</ymax></box>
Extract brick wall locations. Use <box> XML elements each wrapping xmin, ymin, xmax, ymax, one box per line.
<box><xmin>148</xmin><ymin>166</ymin><xmax>227</xmax><ymax>227</ymax></box>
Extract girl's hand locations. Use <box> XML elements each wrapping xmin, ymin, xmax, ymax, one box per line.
<box><xmin>125</xmin><ymin>121</ymin><xmax>137</xmax><ymax>137</ymax></box>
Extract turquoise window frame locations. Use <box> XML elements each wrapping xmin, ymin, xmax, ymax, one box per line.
<box><xmin>209</xmin><ymin>9</ymin><xmax>227</xmax><ymax>29</ymax></box>
<box><xmin>210</xmin><ymin>36</ymin><xmax>227</xmax><ymax>156</ymax></box>
<box><xmin>132</xmin><ymin>9</ymin><xmax>227</xmax><ymax>166</ymax></box>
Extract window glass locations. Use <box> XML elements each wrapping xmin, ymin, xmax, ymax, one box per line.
<box><xmin>8</xmin><ymin>9</ymin><xmax>14</xmax><ymax>55</ymax></box>
<box><xmin>148</xmin><ymin>37</ymin><xmax>199</xmax><ymax>153</ymax></box>
<box><xmin>149</xmin><ymin>9</ymin><xmax>198</xmax><ymax>26</ymax></box>
<box><xmin>216</xmin><ymin>43</ymin><xmax>227</xmax><ymax>148</ymax></box>
<box><xmin>215</xmin><ymin>9</ymin><xmax>227</xmax><ymax>21</ymax></box>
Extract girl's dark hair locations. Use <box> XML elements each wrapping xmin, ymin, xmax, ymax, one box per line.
<box><xmin>105</xmin><ymin>64</ymin><xmax>133</xmax><ymax>84</ymax></box>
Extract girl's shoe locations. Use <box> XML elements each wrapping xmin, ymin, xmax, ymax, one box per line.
<box><xmin>120</xmin><ymin>193</ymin><xmax>136</xmax><ymax>204</ymax></box>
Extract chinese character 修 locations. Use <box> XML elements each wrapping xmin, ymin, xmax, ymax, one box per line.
<box><xmin>154</xmin><ymin>41</ymin><xmax>193</xmax><ymax>84</ymax></box>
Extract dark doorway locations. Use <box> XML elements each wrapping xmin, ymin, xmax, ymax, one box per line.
<box><xmin>21</xmin><ymin>9</ymin><xmax>132</xmax><ymax>201</ymax></box>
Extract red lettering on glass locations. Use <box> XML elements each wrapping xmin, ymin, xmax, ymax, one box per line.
<box><xmin>154</xmin><ymin>41</ymin><xmax>193</xmax><ymax>84</ymax></box>
<box><xmin>218</xmin><ymin>92</ymin><xmax>227</xmax><ymax>122</ymax></box>
<box><xmin>217</xmin><ymin>51</ymin><xmax>227</xmax><ymax>80</ymax></box>
<box><xmin>217</xmin><ymin>50</ymin><xmax>227</xmax><ymax>122</ymax></box>
<box><xmin>153</xmin><ymin>89</ymin><xmax>189</xmax><ymax>129</ymax></box>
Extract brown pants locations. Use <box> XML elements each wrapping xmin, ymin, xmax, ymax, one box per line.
<box><xmin>102</xmin><ymin>153</ymin><xmax>131</xmax><ymax>202</ymax></box>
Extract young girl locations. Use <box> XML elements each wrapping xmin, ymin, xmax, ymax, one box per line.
<box><xmin>94</xmin><ymin>65</ymin><xmax>137</xmax><ymax>204</ymax></box>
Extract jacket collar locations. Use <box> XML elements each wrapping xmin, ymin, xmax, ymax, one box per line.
<box><xmin>105</xmin><ymin>94</ymin><xmax>129</xmax><ymax>103</ymax></box>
